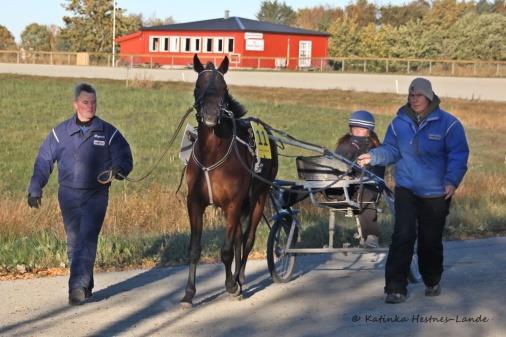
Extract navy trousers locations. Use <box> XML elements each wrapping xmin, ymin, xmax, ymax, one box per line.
<box><xmin>384</xmin><ymin>187</ymin><xmax>450</xmax><ymax>295</ymax></box>
<box><xmin>58</xmin><ymin>186</ymin><xmax>108</xmax><ymax>292</ymax></box>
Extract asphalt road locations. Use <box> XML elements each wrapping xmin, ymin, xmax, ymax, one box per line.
<box><xmin>1</xmin><ymin>237</ymin><xmax>505</xmax><ymax>337</ymax></box>
<box><xmin>1</xmin><ymin>63</ymin><xmax>505</xmax><ymax>101</ymax></box>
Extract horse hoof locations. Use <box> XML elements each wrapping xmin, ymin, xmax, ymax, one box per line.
<box><xmin>227</xmin><ymin>282</ymin><xmax>242</xmax><ymax>297</ymax></box>
<box><xmin>180</xmin><ymin>298</ymin><xmax>193</xmax><ymax>309</ymax></box>
<box><xmin>229</xmin><ymin>293</ymin><xmax>243</xmax><ymax>301</ymax></box>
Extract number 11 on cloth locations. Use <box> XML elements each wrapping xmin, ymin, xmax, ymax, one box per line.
<box><xmin>250</xmin><ymin>121</ymin><xmax>272</xmax><ymax>159</ymax></box>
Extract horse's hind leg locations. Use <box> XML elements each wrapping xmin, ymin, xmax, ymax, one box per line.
<box><xmin>181</xmin><ymin>200</ymin><xmax>204</xmax><ymax>307</ymax></box>
<box><xmin>222</xmin><ymin>206</ymin><xmax>242</xmax><ymax>296</ymax></box>
<box><xmin>233</xmin><ymin>223</ymin><xmax>242</xmax><ymax>284</ymax></box>
<box><xmin>239</xmin><ymin>191</ymin><xmax>268</xmax><ymax>285</ymax></box>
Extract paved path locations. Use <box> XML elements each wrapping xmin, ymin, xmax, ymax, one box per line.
<box><xmin>1</xmin><ymin>63</ymin><xmax>505</xmax><ymax>101</ymax></box>
<box><xmin>1</xmin><ymin>237</ymin><xmax>505</xmax><ymax>337</ymax></box>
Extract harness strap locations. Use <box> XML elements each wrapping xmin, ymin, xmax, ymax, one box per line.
<box><xmin>203</xmin><ymin>169</ymin><xmax>213</xmax><ymax>204</ymax></box>
<box><xmin>190</xmin><ymin>110</ymin><xmax>237</xmax><ymax>205</ymax></box>
<box><xmin>235</xmin><ymin>136</ymin><xmax>255</xmax><ymax>157</ymax></box>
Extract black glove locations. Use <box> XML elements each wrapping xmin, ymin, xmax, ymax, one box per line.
<box><xmin>111</xmin><ymin>166</ymin><xmax>125</xmax><ymax>180</ymax></box>
<box><xmin>28</xmin><ymin>194</ymin><xmax>42</xmax><ymax>208</ymax></box>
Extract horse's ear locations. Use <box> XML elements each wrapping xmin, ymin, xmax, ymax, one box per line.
<box><xmin>193</xmin><ymin>54</ymin><xmax>204</xmax><ymax>73</ymax></box>
<box><xmin>218</xmin><ymin>56</ymin><xmax>229</xmax><ymax>74</ymax></box>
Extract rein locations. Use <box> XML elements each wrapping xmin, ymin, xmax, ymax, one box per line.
<box><xmin>225</xmin><ymin>113</ymin><xmax>351</xmax><ymax>195</ymax></box>
<box><xmin>97</xmin><ymin>105</ymin><xmax>195</xmax><ymax>184</ymax></box>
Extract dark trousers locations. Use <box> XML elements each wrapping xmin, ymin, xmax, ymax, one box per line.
<box><xmin>58</xmin><ymin>186</ymin><xmax>108</xmax><ymax>292</ymax></box>
<box><xmin>357</xmin><ymin>188</ymin><xmax>379</xmax><ymax>238</ymax></box>
<box><xmin>385</xmin><ymin>187</ymin><xmax>450</xmax><ymax>295</ymax></box>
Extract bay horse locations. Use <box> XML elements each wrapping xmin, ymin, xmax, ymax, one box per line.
<box><xmin>181</xmin><ymin>54</ymin><xmax>278</xmax><ymax>306</ymax></box>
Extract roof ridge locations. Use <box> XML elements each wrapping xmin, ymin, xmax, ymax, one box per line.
<box><xmin>234</xmin><ymin>17</ymin><xmax>245</xmax><ymax>30</ymax></box>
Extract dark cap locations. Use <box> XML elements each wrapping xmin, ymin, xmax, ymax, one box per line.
<box><xmin>409</xmin><ymin>77</ymin><xmax>434</xmax><ymax>101</ymax></box>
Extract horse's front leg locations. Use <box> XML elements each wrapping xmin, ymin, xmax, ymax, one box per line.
<box><xmin>223</xmin><ymin>205</ymin><xmax>242</xmax><ymax>296</ymax></box>
<box><xmin>181</xmin><ymin>197</ymin><xmax>204</xmax><ymax>307</ymax></box>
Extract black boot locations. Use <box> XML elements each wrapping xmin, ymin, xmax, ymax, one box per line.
<box><xmin>69</xmin><ymin>288</ymin><xmax>85</xmax><ymax>306</ymax></box>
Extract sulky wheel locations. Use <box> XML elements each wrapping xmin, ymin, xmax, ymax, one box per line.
<box><xmin>267</xmin><ymin>214</ymin><xmax>298</xmax><ymax>283</ymax></box>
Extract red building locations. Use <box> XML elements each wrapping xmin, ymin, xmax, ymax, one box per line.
<box><xmin>116</xmin><ymin>16</ymin><xmax>329</xmax><ymax>70</ymax></box>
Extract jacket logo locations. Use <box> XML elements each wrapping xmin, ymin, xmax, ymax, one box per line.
<box><xmin>94</xmin><ymin>135</ymin><xmax>105</xmax><ymax>139</ymax></box>
<box><xmin>428</xmin><ymin>133</ymin><xmax>442</xmax><ymax>140</ymax></box>
<box><xmin>93</xmin><ymin>140</ymin><xmax>105</xmax><ymax>146</ymax></box>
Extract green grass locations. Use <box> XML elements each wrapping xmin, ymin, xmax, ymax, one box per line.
<box><xmin>0</xmin><ymin>73</ymin><xmax>505</xmax><ymax>274</ymax></box>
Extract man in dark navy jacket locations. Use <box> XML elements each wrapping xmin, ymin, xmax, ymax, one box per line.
<box><xmin>27</xmin><ymin>83</ymin><xmax>133</xmax><ymax>305</ymax></box>
<box><xmin>358</xmin><ymin>78</ymin><xmax>469</xmax><ymax>304</ymax></box>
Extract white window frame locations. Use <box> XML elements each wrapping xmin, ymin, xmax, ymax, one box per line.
<box><xmin>213</xmin><ymin>37</ymin><xmax>224</xmax><ymax>53</ymax></box>
<box><xmin>191</xmin><ymin>37</ymin><xmax>201</xmax><ymax>53</ymax></box>
<box><xmin>169</xmin><ymin>36</ymin><xmax>179</xmax><ymax>52</ymax></box>
<box><xmin>181</xmin><ymin>37</ymin><xmax>191</xmax><ymax>52</ymax></box>
<box><xmin>149</xmin><ymin>36</ymin><xmax>161</xmax><ymax>52</ymax></box>
<box><xmin>203</xmin><ymin>37</ymin><xmax>213</xmax><ymax>53</ymax></box>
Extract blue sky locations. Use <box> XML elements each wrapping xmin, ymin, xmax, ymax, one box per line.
<box><xmin>2</xmin><ymin>0</ymin><xmax>405</xmax><ymax>43</ymax></box>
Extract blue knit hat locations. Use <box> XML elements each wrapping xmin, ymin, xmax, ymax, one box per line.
<box><xmin>349</xmin><ymin>110</ymin><xmax>375</xmax><ymax>130</ymax></box>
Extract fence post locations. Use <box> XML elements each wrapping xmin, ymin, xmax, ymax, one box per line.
<box><xmin>68</xmin><ymin>54</ymin><xmax>71</xmax><ymax>65</ymax></box>
<box><xmin>342</xmin><ymin>58</ymin><xmax>345</xmax><ymax>72</ymax></box>
<box><xmin>50</xmin><ymin>52</ymin><xmax>53</xmax><ymax>65</ymax></box>
<box><xmin>452</xmin><ymin>62</ymin><xmax>455</xmax><ymax>75</ymax></box>
<box><xmin>129</xmin><ymin>55</ymin><xmax>133</xmax><ymax>68</ymax></box>
<box><xmin>407</xmin><ymin>60</ymin><xmax>410</xmax><ymax>74</ymax></box>
<box><xmin>258</xmin><ymin>58</ymin><xmax>260</xmax><ymax>69</ymax></box>
<box><xmin>496</xmin><ymin>63</ymin><xmax>500</xmax><ymax>76</ymax></box>
<box><xmin>473</xmin><ymin>62</ymin><xmax>477</xmax><ymax>76</ymax></box>
<box><xmin>17</xmin><ymin>51</ymin><xmax>20</xmax><ymax>64</ymax></box>
<box><xmin>386</xmin><ymin>59</ymin><xmax>389</xmax><ymax>73</ymax></box>
<box><xmin>320</xmin><ymin>58</ymin><xmax>323</xmax><ymax>71</ymax></box>
<box><xmin>150</xmin><ymin>57</ymin><xmax>153</xmax><ymax>69</ymax></box>
<box><xmin>363</xmin><ymin>60</ymin><xmax>366</xmax><ymax>72</ymax></box>
<box><xmin>108</xmin><ymin>54</ymin><xmax>111</xmax><ymax>67</ymax></box>
<box><xmin>429</xmin><ymin>61</ymin><xmax>432</xmax><ymax>74</ymax></box>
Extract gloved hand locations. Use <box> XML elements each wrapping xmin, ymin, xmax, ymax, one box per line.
<box><xmin>28</xmin><ymin>194</ymin><xmax>42</xmax><ymax>208</ymax></box>
<box><xmin>111</xmin><ymin>166</ymin><xmax>125</xmax><ymax>180</ymax></box>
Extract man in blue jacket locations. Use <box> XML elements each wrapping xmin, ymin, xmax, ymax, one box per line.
<box><xmin>27</xmin><ymin>83</ymin><xmax>133</xmax><ymax>305</ymax></box>
<box><xmin>358</xmin><ymin>78</ymin><xmax>469</xmax><ymax>304</ymax></box>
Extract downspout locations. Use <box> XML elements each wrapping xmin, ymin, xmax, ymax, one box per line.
<box><xmin>286</xmin><ymin>38</ymin><xmax>290</xmax><ymax>67</ymax></box>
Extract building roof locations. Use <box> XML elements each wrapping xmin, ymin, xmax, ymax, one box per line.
<box><xmin>142</xmin><ymin>16</ymin><xmax>330</xmax><ymax>37</ymax></box>
<box><xmin>115</xmin><ymin>31</ymin><xmax>142</xmax><ymax>43</ymax></box>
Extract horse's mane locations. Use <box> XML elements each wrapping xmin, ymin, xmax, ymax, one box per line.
<box><xmin>226</xmin><ymin>93</ymin><xmax>246</xmax><ymax>118</ymax></box>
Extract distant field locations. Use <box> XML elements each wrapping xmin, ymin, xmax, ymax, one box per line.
<box><xmin>1</xmin><ymin>74</ymin><xmax>505</xmax><ymax>275</ymax></box>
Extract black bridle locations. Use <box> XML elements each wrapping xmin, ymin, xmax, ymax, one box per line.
<box><xmin>194</xmin><ymin>68</ymin><xmax>229</xmax><ymax>125</ymax></box>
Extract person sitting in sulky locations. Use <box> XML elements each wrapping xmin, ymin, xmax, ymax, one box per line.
<box><xmin>335</xmin><ymin>110</ymin><xmax>385</xmax><ymax>249</ymax></box>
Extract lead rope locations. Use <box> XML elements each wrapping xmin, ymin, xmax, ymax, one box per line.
<box><xmin>97</xmin><ymin>105</ymin><xmax>195</xmax><ymax>184</ymax></box>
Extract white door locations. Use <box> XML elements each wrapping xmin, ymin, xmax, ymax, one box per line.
<box><xmin>298</xmin><ymin>41</ymin><xmax>312</xmax><ymax>68</ymax></box>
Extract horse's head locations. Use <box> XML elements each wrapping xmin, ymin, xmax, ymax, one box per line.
<box><xmin>193</xmin><ymin>54</ymin><xmax>230</xmax><ymax>128</ymax></box>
